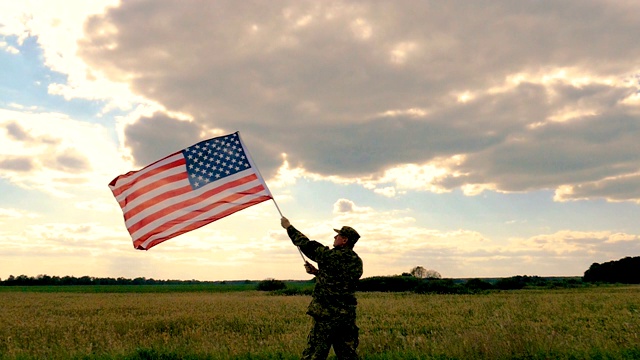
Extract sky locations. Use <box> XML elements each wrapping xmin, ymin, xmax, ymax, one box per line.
<box><xmin>1</xmin><ymin>0</ymin><xmax>640</xmax><ymax>282</ymax></box>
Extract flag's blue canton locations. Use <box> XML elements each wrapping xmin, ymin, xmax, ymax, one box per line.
<box><xmin>182</xmin><ymin>133</ymin><xmax>252</xmax><ymax>190</ymax></box>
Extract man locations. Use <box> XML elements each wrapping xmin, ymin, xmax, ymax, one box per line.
<box><xmin>280</xmin><ymin>217</ymin><xmax>363</xmax><ymax>360</ymax></box>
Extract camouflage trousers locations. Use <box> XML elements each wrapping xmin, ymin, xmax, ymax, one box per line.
<box><xmin>301</xmin><ymin>316</ymin><xmax>359</xmax><ymax>360</ymax></box>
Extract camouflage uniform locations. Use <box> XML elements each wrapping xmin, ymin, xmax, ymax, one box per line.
<box><xmin>286</xmin><ymin>225</ymin><xmax>363</xmax><ymax>360</ymax></box>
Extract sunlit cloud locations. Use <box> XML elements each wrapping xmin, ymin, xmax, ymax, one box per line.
<box><xmin>509</xmin><ymin>230</ymin><xmax>640</xmax><ymax>256</ymax></box>
<box><xmin>0</xmin><ymin>109</ymin><xmax>126</xmax><ymax>197</ymax></box>
<box><xmin>350</xmin><ymin>18</ymin><xmax>372</xmax><ymax>40</ymax></box>
<box><xmin>0</xmin><ymin>208</ymin><xmax>39</xmax><ymax>223</ymax></box>
<box><xmin>390</xmin><ymin>41</ymin><xmax>417</xmax><ymax>65</ymax></box>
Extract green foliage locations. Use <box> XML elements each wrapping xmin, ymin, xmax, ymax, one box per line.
<box><xmin>1</xmin><ymin>274</ymin><xmax>585</xmax><ymax>295</ymax></box>
<box><xmin>357</xmin><ymin>275</ymin><xmax>582</xmax><ymax>294</ymax></box>
<box><xmin>126</xmin><ymin>347</ymin><xmax>212</xmax><ymax>360</ymax></box>
<box><xmin>495</xmin><ymin>275</ymin><xmax>561</xmax><ymax>290</ymax></box>
<box><xmin>495</xmin><ymin>276</ymin><xmax>529</xmax><ymax>290</ymax></box>
<box><xmin>415</xmin><ymin>279</ymin><xmax>465</xmax><ymax>294</ymax></box>
<box><xmin>358</xmin><ymin>275</ymin><xmax>424</xmax><ymax>292</ymax></box>
<box><xmin>465</xmin><ymin>278</ymin><xmax>494</xmax><ymax>291</ymax></box>
<box><xmin>124</xmin><ymin>348</ymin><xmax>302</xmax><ymax>360</ymax></box>
<box><xmin>270</xmin><ymin>287</ymin><xmax>313</xmax><ymax>296</ymax></box>
<box><xmin>584</xmin><ymin>256</ymin><xmax>640</xmax><ymax>284</ymax></box>
<box><xmin>256</xmin><ymin>278</ymin><xmax>287</xmax><ymax>291</ymax></box>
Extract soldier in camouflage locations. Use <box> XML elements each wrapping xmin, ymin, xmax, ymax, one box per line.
<box><xmin>280</xmin><ymin>217</ymin><xmax>363</xmax><ymax>360</ymax></box>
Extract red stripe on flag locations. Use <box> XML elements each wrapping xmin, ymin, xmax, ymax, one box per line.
<box><xmin>110</xmin><ymin>156</ymin><xmax>185</xmax><ymax>199</ymax></box>
<box><xmin>133</xmin><ymin>187</ymin><xmax>270</xmax><ymax>249</ymax></box>
<box><xmin>137</xmin><ymin>195</ymin><xmax>272</xmax><ymax>250</ymax></box>
<box><xmin>120</xmin><ymin>172</ymin><xmax>191</xmax><ymax>207</ymax></box>
<box><xmin>127</xmin><ymin>173</ymin><xmax>260</xmax><ymax>236</ymax></box>
<box><xmin>123</xmin><ymin>183</ymin><xmax>192</xmax><ymax>222</ymax></box>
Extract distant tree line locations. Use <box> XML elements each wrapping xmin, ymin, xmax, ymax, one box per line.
<box><xmin>256</xmin><ymin>275</ymin><xmax>585</xmax><ymax>296</ymax></box>
<box><xmin>0</xmin><ymin>274</ymin><xmax>221</xmax><ymax>286</ymax></box>
<box><xmin>3</xmin><ymin>256</ymin><xmax>637</xmax><ymax>291</ymax></box>
<box><xmin>583</xmin><ymin>256</ymin><xmax>640</xmax><ymax>284</ymax></box>
<box><xmin>2</xmin><ymin>273</ymin><xmax>583</xmax><ymax>294</ymax></box>
<box><xmin>356</xmin><ymin>275</ymin><xmax>584</xmax><ymax>294</ymax></box>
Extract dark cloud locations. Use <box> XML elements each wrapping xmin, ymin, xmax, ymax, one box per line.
<box><xmin>123</xmin><ymin>112</ymin><xmax>203</xmax><ymax>167</ymax></box>
<box><xmin>52</xmin><ymin>149</ymin><xmax>91</xmax><ymax>171</ymax></box>
<box><xmin>79</xmin><ymin>1</ymin><xmax>640</xmax><ymax>200</ymax></box>
<box><xmin>448</xmin><ymin>109</ymin><xmax>640</xmax><ymax>192</ymax></box>
<box><xmin>563</xmin><ymin>174</ymin><xmax>640</xmax><ymax>202</ymax></box>
<box><xmin>5</xmin><ymin>121</ymin><xmax>34</xmax><ymax>141</ymax></box>
<box><xmin>3</xmin><ymin>121</ymin><xmax>60</xmax><ymax>145</ymax></box>
<box><xmin>334</xmin><ymin>199</ymin><xmax>354</xmax><ymax>213</ymax></box>
<box><xmin>0</xmin><ymin>157</ymin><xmax>36</xmax><ymax>172</ymax></box>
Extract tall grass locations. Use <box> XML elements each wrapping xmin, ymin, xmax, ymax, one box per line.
<box><xmin>0</xmin><ymin>283</ymin><xmax>258</xmax><ymax>293</ymax></box>
<box><xmin>1</xmin><ymin>287</ymin><xmax>639</xmax><ymax>359</ymax></box>
<box><xmin>357</xmin><ymin>288</ymin><xmax>640</xmax><ymax>359</ymax></box>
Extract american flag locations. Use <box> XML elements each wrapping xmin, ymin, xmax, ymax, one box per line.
<box><xmin>109</xmin><ymin>132</ymin><xmax>273</xmax><ymax>250</ymax></box>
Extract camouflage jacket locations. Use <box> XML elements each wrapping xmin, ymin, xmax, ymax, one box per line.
<box><xmin>287</xmin><ymin>225</ymin><xmax>363</xmax><ymax>319</ymax></box>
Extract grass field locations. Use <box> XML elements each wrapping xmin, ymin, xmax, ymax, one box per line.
<box><xmin>0</xmin><ymin>284</ymin><xmax>257</xmax><ymax>294</ymax></box>
<box><xmin>1</xmin><ymin>286</ymin><xmax>639</xmax><ymax>359</ymax></box>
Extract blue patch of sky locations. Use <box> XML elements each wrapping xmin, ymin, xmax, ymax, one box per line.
<box><xmin>0</xmin><ymin>35</ymin><xmax>115</xmax><ymax>126</ymax></box>
<box><xmin>283</xmin><ymin>178</ymin><xmax>338</xmax><ymax>218</ymax></box>
<box><xmin>0</xmin><ymin>178</ymin><xmax>57</xmax><ymax>214</ymax></box>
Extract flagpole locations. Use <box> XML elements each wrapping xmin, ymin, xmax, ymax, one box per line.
<box><xmin>271</xmin><ymin>198</ymin><xmax>307</xmax><ymax>263</ymax></box>
<box><xmin>236</xmin><ymin>131</ymin><xmax>307</xmax><ymax>263</ymax></box>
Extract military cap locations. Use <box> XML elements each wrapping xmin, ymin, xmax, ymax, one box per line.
<box><xmin>334</xmin><ymin>226</ymin><xmax>360</xmax><ymax>244</ymax></box>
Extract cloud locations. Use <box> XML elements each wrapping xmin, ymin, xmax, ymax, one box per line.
<box><xmin>0</xmin><ymin>222</ymin><xmax>124</xmax><ymax>255</ymax></box>
<box><xmin>72</xmin><ymin>1</ymin><xmax>640</xmax><ymax>203</ymax></box>
<box><xmin>0</xmin><ymin>156</ymin><xmax>36</xmax><ymax>172</ymax></box>
<box><xmin>5</xmin><ymin>121</ymin><xmax>34</xmax><ymax>141</ymax></box>
<box><xmin>0</xmin><ymin>208</ymin><xmax>39</xmax><ymax>223</ymax></box>
<box><xmin>75</xmin><ymin>200</ymin><xmax>121</xmax><ymax>213</ymax></box>
<box><xmin>0</xmin><ymin>109</ymin><xmax>126</xmax><ymax>197</ymax></box>
<box><xmin>0</xmin><ymin>40</ymin><xmax>20</xmax><ymax>54</ymax></box>
<box><xmin>509</xmin><ymin>230</ymin><xmax>640</xmax><ymax>260</ymax></box>
<box><xmin>123</xmin><ymin>112</ymin><xmax>203</xmax><ymax>167</ymax></box>
<box><xmin>3</xmin><ymin>121</ymin><xmax>60</xmax><ymax>145</ymax></box>
<box><xmin>555</xmin><ymin>173</ymin><xmax>640</xmax><ymax>204</ymax></box>
<box><xmin>332</xmin><ymin>198</ymin><xmax>370</xmax><ymax>214</ymax></box>
<box><xmin>51</xmin><ymin>148</ymin><xmax>91</xmax><ymax>171</ymax></box>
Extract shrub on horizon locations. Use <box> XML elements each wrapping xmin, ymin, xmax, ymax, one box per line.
<box><xmin>256</xmin><ymin>278</ymin><xmax>287</xmax><ymax>292</ymax></box>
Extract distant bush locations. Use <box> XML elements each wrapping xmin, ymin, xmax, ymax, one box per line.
<box><xmin>465</xmin><ymin>278</ymin><xmax>494</xmax><ymax>292</ymax></box>
<box><xmin>559</xmin><ymin>278</ymin><xmax>584</xmax><ymax>288</ymax></box>
<box><xmin>270</xmin><ymin>287</ymin><xmax>313</xmax><ymax>296</ymax></box>
<box><xmin>541</xmin><ymin>277</ymin><xmax>585</xmax><ymax>289</ymax></box>
<box><xmin>495</xmin><ymin>276</ymin><xmax>527</xmax><ymax>290</ymax></box>
<box><xmin>359</xmin><ymin>277</ymin><xmax>473</xmax><ymax>294</ymax></box>
<box><xmin>256</xmin><ymin>278</ymin><xmax>287</xmax><ymax>291</ymax></box>
<box><xmin>495</xmin><ymin>275</ymin><xmax>555</xmax><ymax>290</ymax></box>
<box><xmin>358</xmin><ymin>276</ymin><xmax>424</xmax><ymax>292</ymax></box>
<box><xmin>415</xmin><ymin>279</ymin><xmax>465</xmax><ymax>294</ymax></box>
